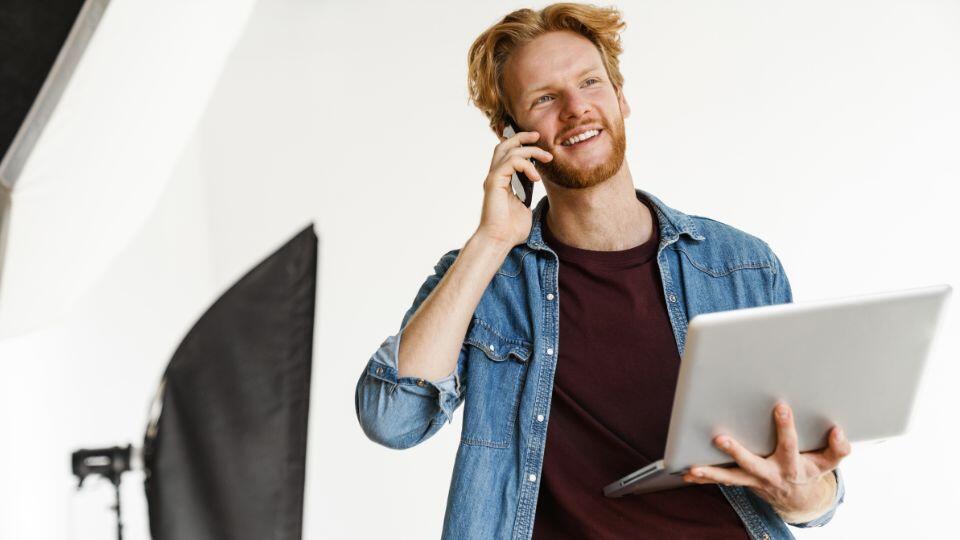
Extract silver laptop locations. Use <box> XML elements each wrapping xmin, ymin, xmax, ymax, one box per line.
<box><xmin>604</xmin><ymin>284</ymin><xmax>952</xmax><ymax>498</ymax></box>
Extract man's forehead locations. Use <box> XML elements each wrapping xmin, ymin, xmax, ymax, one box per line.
<box><xmin>505</xmin><ymin>32</ymin><xmax>604</xmax><ymax>98</ymax></box>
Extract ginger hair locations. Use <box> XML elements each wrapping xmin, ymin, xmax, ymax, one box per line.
<box><xmin>467</xmin><ymin>3</ymin><xmax>627</xmax><ymax>134</ymax></box>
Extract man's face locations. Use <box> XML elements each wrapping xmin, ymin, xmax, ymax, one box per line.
<box><xmin>501</xmin><ymin>30</ymin><xmax>630</xmax><ymax>190</ymax></box>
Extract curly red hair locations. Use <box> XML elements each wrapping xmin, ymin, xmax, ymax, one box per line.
<box><xmin>467</xmin><ymin>3</ymin><xmax>627</xmax><ymax>134</ymax></box>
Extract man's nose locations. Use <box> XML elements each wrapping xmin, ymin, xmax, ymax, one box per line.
<box><xmin>560</xmin><ymin>90</ymin><xmax>592</xmax><ymax>122</ymax></box>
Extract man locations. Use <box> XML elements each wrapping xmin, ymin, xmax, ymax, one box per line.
<box><xmin>356</xmin><ymin>3</ymin><xmax>849</xmax><ymax>539</ymax></box>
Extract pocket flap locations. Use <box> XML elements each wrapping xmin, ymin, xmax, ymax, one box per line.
<box><xmin>464</xmin><ymin>320</ymin><xmax>533</xmax><ymax>363</ymax></box>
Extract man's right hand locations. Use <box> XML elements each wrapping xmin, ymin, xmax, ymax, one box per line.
<box><xmin>395</xmin><ymin>130</ymin><xmax>552</xmax><ymax>382</ymax></box>
<box><xmin>477</xmin><ymin>130</ymin><xmax>553</xmax><ymax>247</ymax></box>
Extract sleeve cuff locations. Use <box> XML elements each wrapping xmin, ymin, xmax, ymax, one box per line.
<box><xmin>789</xmin><ymin>468</ymin><xmax>845</xmax><ymax>528</ymax></box>
<box><xmin>366</xmin><ymin>331</ymin><xmax>462</xmax><ymax>424</ymax></box>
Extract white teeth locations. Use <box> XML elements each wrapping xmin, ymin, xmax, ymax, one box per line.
<box><xmin>563</xmin><ymin>129</ymin><xmax>599</xmax><ymax>146</ymax></box>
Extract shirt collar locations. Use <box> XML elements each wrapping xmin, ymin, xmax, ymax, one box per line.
<box><xmin>525</xmin><ymin>187</ymin><xmax>706</xmax><ymax>251</ymax></box>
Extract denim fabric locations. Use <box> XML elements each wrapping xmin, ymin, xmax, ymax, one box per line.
<box><xmin>356</xmin><ymin>189</ymin><xmax>845</xmax><ymax>540</ymax></box>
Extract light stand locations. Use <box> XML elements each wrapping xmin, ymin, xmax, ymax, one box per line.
<box><xmin>71</xmin><ymin>444</ymin><xmax>132</xmax><ymax>540</ymax></box>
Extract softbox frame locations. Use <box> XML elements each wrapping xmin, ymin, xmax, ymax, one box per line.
<box><xmin>143</xmin><ymin>224</ymin><xmax>317</xmax><ymax>540</ymax></box>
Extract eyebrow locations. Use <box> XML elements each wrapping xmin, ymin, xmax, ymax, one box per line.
<box><xmin>523</xmin><ymin>66</ymin><xmax>603</xmax><ymax>101</ymax></box>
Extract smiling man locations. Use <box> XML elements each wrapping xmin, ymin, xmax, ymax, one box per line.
<box><xmin>356</xmin><ymin>3</ymin><xmax>848</xmax><ymax>539</ymax></box>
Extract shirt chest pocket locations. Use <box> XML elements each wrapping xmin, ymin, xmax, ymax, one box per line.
<box><xmin>460</xmin><ymin>319</ymin><xmax>533</xmax><ymax>449</ymax></box>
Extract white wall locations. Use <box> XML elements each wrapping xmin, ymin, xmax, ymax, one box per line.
<box><xmin>1</xmin><ymin>0</ymin><xmax>958</xmax><ymax>538</ymax></box>
<box><xmin>0</xmin><ymin>0</ymin><xmax>259</xmax><ymax>337</ymax></box>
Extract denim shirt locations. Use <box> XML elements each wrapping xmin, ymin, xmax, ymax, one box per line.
<box><xmin>356</xmin><ymin>189</ymin><xmax>845</xmax><ymax>540</ymax></box>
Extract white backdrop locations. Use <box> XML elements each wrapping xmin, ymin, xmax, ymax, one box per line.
<box><xmin>1</xmin><ymin>1</ymin><xmax>958</xmax><ymax>538</ymax></box>
<box><xmin>0</xmin><ymin>0</ymin><xmax>259</xmax><ymax>337</ymax></box>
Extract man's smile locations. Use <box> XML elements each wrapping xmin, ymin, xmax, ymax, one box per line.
<box><xmin>560</xmin><ymin>128</ymin><xmax>603</xmax><ymax>149</ymax></box>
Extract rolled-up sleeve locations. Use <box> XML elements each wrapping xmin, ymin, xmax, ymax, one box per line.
<box><xmin>355</xmin><ymin>249</ymin><xmax>466</xmax><ymax>449</ymax></box>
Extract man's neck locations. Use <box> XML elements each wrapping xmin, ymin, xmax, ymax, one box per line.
<box><xmin>543</xmin><ymin>162</ymin><xmax>653</xmax><ymax>251</ymax></box>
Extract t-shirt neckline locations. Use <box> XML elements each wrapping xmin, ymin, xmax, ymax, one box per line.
<box><xmin>541</xmin><ymin>194</ymin><xmax>660</xmax><ymax>268</ymax></box>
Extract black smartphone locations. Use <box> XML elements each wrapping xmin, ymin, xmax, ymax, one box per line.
<box><xmin>502</xmin><ymin>115</ymin><xmax>535</xmax><ymax>208</ymax></box>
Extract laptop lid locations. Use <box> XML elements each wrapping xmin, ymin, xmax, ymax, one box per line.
<box><xmin>661</xmin><ymin>284</ymin><xmax>951</xmax><ymax>473</ymax></box>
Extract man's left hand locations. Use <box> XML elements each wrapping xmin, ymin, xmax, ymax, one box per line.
<box><xmin>682</xmin><ymin>402</ymin><xmax>851</xmax><ymax>523</ymax></box>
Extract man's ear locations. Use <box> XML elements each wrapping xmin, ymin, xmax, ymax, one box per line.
<box><xmin>496</xmin><ymin>108</ymin><xmax>516</xmax><ymax>141</ymax></box>
<box><xmin>617</xmin><ymin>86</ymin><xmax>631</xmax><ymax>119</ymax></box>
<box><xmin>494</xmin><ymin>118</ymin><xmax>507</xmax><ymax>141</ymax></box>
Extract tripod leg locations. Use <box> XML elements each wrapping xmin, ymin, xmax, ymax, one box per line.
<box><xmin>113</xmin><ymin>480</ymin><xmax>123</xmax><ymax>540</ymax></box>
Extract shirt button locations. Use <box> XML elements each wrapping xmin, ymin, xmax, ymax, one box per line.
<box><xmin>489</xmin><ymin>344</ymin><xmax>496</xmax><ymax>352</ymax></box>
<box><xmin>668</xmin><ymin>293</ymin><xmax>678</xmax><ymax>303</ymax></box>
<box><xmin>546</xmin><ymin>293</ymin><xmax>555</xmax><ymax>301</ymax></box>
<box><xmin>376</xmin><ymin>367</ymin><xmax>384</xmax><ymax>375</ymax></box>
<box><xmin>546</xmin><ymin>348</ymin><xmax>554</xmax><ymax>356</ymax></box>
<box><xmin>528</xmin><ymin>474</ymin><xmax>537</xmax><ymax>482</ymax></box>
<box><xmin>416</xmin><ymin>379</ymin><xmax>426</xmax><ymax>387</ymax></box>
<box><xmin>536</xmin><ymin>414</ymin><xmax>544</xmax><ymax>422</ymax></box>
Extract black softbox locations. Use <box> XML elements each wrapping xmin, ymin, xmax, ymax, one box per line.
<box><xmin>143</xmin><ymin>224</ymin><xmax>317</xmax><ymax>540</ymax></box>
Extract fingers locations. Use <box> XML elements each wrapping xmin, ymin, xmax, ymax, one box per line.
<box><xmin>513</xmin><ymin>156</ymin><xmax>543</xmax><ymax>183</ymax></box>
<box><xmin>824</xmin><ymin>426</ymin><xmax>851</xmax><ymax>463</ymax></box>
<box><xmin>499</xmin><ymin>130</ymin><xmax>541</xmax><ymax>145</ymax></box>
<box><xmin>511</xmin><ymin>145</ymin><xmax>554</xmax><ymax>163</ymax></box>
<box><xmin>494</xmin><ymin>131</ymin><xmax>540</xmax><ymax>161</ymax></box>
<box><xmin>495</xmin><ymin>144</ymin><xmax>553</xmax><ymax>167</ymax></box>
<box><xmin>713</xmin><ymin>435</ymin><xmax>769</xmax><ymax>480</ymax></box>
<box><xmin>805</xmin><ymin>426</ymin><xmax>851</xmax><ymax>473</ymax></box>
<box><xmin>485</xmin><ymin>156</ymin><xmax>542</xmax><ymax>193</ymax></box>
<box><xmin>494</xmin><ymin>132</ymin><xmax>553</xmax><ymax>163</ymax></box>
<box><xmin>774</xmin><ymin>402</ymin><xmax>800</xmax><ymax>457</ymax></box>
<box><xmin>683</xmin><ymin>465</ymin><xmax>759</xmax><ymax>488</ymax></box>
<box><xmin>490</xmin><ymin>150</ymin><xmax>547</xmax><ymax>184</ymax></box>
<box><xmin>489</xmin><ymin>131</ymin><xmax>553</xmax><ymax>189</ymax></box>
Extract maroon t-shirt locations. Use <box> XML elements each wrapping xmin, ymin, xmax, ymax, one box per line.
<box><xmin>531</xmin><ymin>197</ymin><xmax>749</xmax><ymax>539</ymax></box>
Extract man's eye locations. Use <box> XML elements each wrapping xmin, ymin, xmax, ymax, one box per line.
<box><xmin>534</xmin><ymin>79</ymin><xmax>599</xmax><ymax>106</ymax></box>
